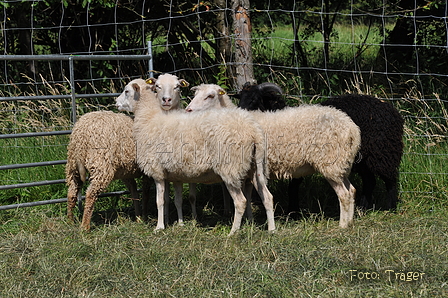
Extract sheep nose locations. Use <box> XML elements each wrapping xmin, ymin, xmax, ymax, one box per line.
<box><xmin>186</xmin><ymin>107</ymin><xmax>192</xmax><ymax>112</ymax></box>
<box><xmin>163</xmin><ymin>97</ymin><xmax>172</xmax><ymax>103</ymax></box>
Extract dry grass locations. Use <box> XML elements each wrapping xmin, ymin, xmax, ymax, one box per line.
<box><xmin>0</xmin><ymin>65</ymin><xmax>447</xmax><ymax>297</ymax></box>
<box><xmin>0</xmin><ymin>206</ymin><xmax>447</xmax><ymax>297</ymax></box>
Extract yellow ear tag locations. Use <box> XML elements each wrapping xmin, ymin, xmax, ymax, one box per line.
<box><xmin>219</xmin><ymin>90</ymin><xmax>226</xmax><ymax>95</ymax></box>
<box><xmin>145</xmin><ymin>78</ymin><xmax>155</xmax><ymax>84</ymax></box>
<box><xmin>181</xmin><ymin>80</ymin><xmax>189</xmax><ymax>87</ymax></box>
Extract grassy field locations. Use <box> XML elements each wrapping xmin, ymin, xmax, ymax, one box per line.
<box><xmin>1</xmin><ymin>22</ymin><xmax>447</xmax><ymax>297</ymax></box>
<box><xmin>0</xmin><ymin>98</ymin><xmax>447</xmax><ymax>297</ymax></box>
<box><xmin>0</xmin><ymin>203</ymin><xmax>447</xmax><ymax>297</ymax></box>
<box><xmin>252</xmin><ymin>23</ymin><xmax>391</xmax><ymax>67</ymax></box>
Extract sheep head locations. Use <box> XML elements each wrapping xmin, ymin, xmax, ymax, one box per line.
<box><xmin>237</xmin><ymin>82</ymin><xmax>285</xmax><ymax>112</ymax></box>
<box><xmin>115</xmin><ymin>79</ymin><xmax>149</xmax><ymax>112</ymax></box>
<box><xmin>186</xmin><ymin>84</ymin><xmax>233</xmax><ymax>112</ymax></box>
<box><xmin>146</xmin><ymin>73</ymin><xmax>189</xmax><ymax>111</ymax></box>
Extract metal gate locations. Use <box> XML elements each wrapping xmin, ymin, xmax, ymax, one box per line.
<box><xmin>0</xmin><ymin>54</ymin><xmax>151</xmax><ymax>210</ymax></box>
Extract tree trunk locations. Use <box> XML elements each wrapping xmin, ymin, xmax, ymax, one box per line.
<box><xmin>322</xmin><ymin>0</ymin><xmax>342</xmax><ymax>66</ymax></box>
<box><xmin>13</xmin><ymin>4</ymin><xmax>37</xmax><ymax>76</ymax></box>
<box><xmin>216</xmin><ymin>0</ymin><xmax>231</xmax><ymax>65</ymax></box>
<box><xmin>231</xmin><ymin>0</ymin><xmax>255</xmax><ymax>90</ymax></box>
<box><xmin>292</xmin><ymin>13</ymin><xmax>311</xmax><ymax>92</ymax></box>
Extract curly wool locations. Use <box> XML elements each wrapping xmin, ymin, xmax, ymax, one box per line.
<box><xmin>66</xmin><ymin>111</ymin><xmax>142</xmax><ymax>230</ymax></box>
<box><xmin>187</xmin><ymin>84</ymin><xmax>361</xmax><ymax>228</ymax></box>
<box><xmin>320</xmin><ymin>94</ymin><xmax>404</xmax><ymax>209</ymax></box>
<box><xmin>187</xmin><ymin>84</ymin><xmax>360</xmax><ymax>183</ymax></box>
<box><xmin>236</xmin><ymin>82</ymin><xmax>286</xmax><ymax>111</ymax></box>
<box><xmin>242</xmin><ymin>105</ymin><xmax>360</xmax><ymax>182</ymax></box>
<box><xmin>236</xmin><ymin>83</ymin><xmax>404</xmax><ymax>210</ymax></box>
<box><xmin>134</xmin><ymin>90</ymin><xmax>267</xmax><ymax>189</ymax></box>
<box><xmin>133</xmin><ymin>82</ymin><xmax>275</xmax><ymax>234</ymax></box>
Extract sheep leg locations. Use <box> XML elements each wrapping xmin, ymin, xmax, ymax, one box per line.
<box><xmin>155</xmin><ymin>179</ymin><xmax>167</xmax><ymax>230</ymax></box>
<box><xmin>164</xmin><ymin>181</ymin><xmax>171</xmax><ymax>225</ymax></box>
<box><xmin>67</xmin><ymin>179</ymin><xmax>82</xmax><ymax>222</ymax></box>
<box><xmin>328</xmin><ymin>178</ymin><xmax>356</xmax><ymax>228</ymax></box>
<box><xmin>188</xmin><ymin>183</ymin><xmax>198</xmax><ymax>220</ymax></box>
<box><xmin>173</xmin><ymin>182</ymin><xmax>184</xmax><ymax>226</ymax></box>
<box><xmin>76</xmin><ymin>192</ymin><xmax>84</xmax><ymax>221</ymax></box>
<box><xmin>251</xmin><ymin>173</ymin><xmax>276</xmax><ymax>233</ymax></box>
<box><xmin>221</xmin><ymin>183</ymin><xmax>232</xmax><ymax>216</ymax></box>
<box><xmin>287</xmin><ymin>177</ymin><xmax>304</xmax><ymax>217</ymax></box>
<box><xmin>81</xmin><ymin>179</ymin><xmax>109</xmax><ymax>231</ymax></box>
<box><xmin>358</xmin><ymin>167</ymin><xmax>376</xmax><ymax>209</ymax></box>
<box><xmin>122</xmin><ymin>178</ymin><xmax>141</xmax><ymax>221</ymax></box>
<box><xmin>141</xmin><ymin>175</ymin><xmax>153</xmax><ymax>221</ymax></box>
<box><xmin>225</xmin><ymin>184</ymin><xmax>247</xmax><ymax>236</ymax></box>
<box><xmin>382</xmin><ymin>175</ymin><xmax>398</xmax><ymax>210</ymax></box>
<box><xmin>243</xmin><ymin>180</ymin><xmax>254</xmax><ymax>221</ymax></box>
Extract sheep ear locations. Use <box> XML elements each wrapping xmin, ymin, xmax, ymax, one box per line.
<box><xmin>190</xmin><ymin>86</ymin><xmax>198</xmax><ymax>92</ymax></box>
<box><xmin>131</xmin><ymin>83</ymin><xmax>141</xmax><ymax>101</ymax></box>
<box><xmin>242</xmin><ymin>82</ymin><xmax>253</xmax><ymax>90</ymax></box>
<box><xmin>145</xmin><ymin>78</ymin><xmax>156</xmax><ymax>86</ymax></box>
<box><xmin>179</xmin><ymin>79</ymin><xmax>189</xmax><ymax>88</ymax></box>
<box><xmin>132</xmin><ymin>83</ymin><xmax>141</xmax><ymax>93</ymax></box>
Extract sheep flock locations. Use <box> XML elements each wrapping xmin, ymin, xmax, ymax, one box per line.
<box><xmin>66</xmin><ymin>74</ymin><xmax>404</xmax><ymax>235</ymax></box>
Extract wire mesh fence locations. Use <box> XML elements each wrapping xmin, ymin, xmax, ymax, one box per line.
<box><xmin>0</xmin><ymin>0</ymin><xmax>447</xmax><ymax>209</ymax></box>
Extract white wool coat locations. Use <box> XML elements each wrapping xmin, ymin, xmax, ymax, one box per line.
<box><xmin>133</xmin><ymin>89</ymin><xmax>268</xmax><ymax>189</ymax></box>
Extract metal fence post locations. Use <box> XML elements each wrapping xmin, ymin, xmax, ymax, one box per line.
<box><xmin>148</xmin><ymin>40</ymin><xmax>153</xmax><ymax>78</ymax></box>
<box><xmin>0</xmin><ymin>54</ymin><xmax>150</xmax><ymax>209</ymax></box>
<box><xmin>69</xmin><ymin>56</ymin><xmax>76</xmax><ymax>124</ymax></box>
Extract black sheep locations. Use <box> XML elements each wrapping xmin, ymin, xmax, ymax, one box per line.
<box><xmin>235</xmin><ymin>82</ymin><xmax>286</xmax><ymax>111</ymax></box>
<box><xmin>237</xmin><ymin>83</ymin><xmax>404</xmax><ymax>211</ymax></box>
<box><xmin>319</xmin><ymin>94</ymin><xmax>404</xmax><ymax>210</ymax></box>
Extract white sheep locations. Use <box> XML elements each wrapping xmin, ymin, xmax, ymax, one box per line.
<box><xmin>66</xmin><ymin>110</ymin><xmax>151</xmax><ymax>230</ymax></box>
<box><xmin>116</xmin><ymin>74</ymin><xmax>188</xmax><ymax>112</ymax></box>
<box><xmin>186</xmin><ymin>84</ymin><xmax>361</xmax><ymax>228</ymax></box>
<box><xmin>116</xmin><ymin>75</ymin><xmax>197</xmax><ymax>226</ymax></box>
<box><xmin>66</xmin><ymin>74</ymin><xmax>190</xmax><ymax>231</ymax></box>
<box><xmin>130</xmin><ymin>80</ymin><xmax>276</xmax><ymax>235</ymax></box>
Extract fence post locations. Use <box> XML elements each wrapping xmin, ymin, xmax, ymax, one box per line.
<box><xmin>148</xmin><ymin>40</ymin><xmax>153</xmax><ymax>78</ymax></box>
<box><xmin>232</xmin><ymin>0</ymin><xmax>255</xmax><ymax>90</ymax></box>
<box><xmin>69</xmin><ymin>56</ymin><xmax>76</xmax><ymax>124</ymax></box>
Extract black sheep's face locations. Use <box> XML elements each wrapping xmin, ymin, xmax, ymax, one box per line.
<box><xmin>238</xmin><ymin>96</ymin><xmax>266</xmax><ymax>111</ymax></box>
<box><xmin>237</xmin><ymin>84</ymin><xmax>266</xmax><ymax>111</ymax></box>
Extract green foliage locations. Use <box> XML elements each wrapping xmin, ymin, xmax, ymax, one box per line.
<box><xmin>213</xmin><ymin>64</ymin><xmax>230</xmax><ymax>90</ymax></box>
<box><xmin>60</xmin><ymin>0</ymin><xmax>117</xmax><ymax>8</ymax></box>
<box><xmin>1</xmin><ymin>2</ymin><xmax>447</xmax><ymax>218</ymax></box>
<box><xmin>2</xmin><ymin>0</ymin><xmax>447</xmax><ymax>96</ymax></box>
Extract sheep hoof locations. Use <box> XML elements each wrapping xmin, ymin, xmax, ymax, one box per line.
<box><xmin>227</xmin><ymin>229</ymin><xmax>238</xmax><ymax>237</ymax></box>
<box><xmin>339</xmin><ymin>221</ymin><xmax>353</xmax><ymax>229</ymax></box>
<box><xmin>154</xmin><ymin>225</ymin><xmax>165</xmax><ymax>232</ymax></box>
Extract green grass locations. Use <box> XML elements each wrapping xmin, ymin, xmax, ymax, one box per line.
<box><xmin>252</xmin><ymin>23</ymin><xmax>393</xmax><ymax>67</ymax></box>
<box><xmin>0</xmin><ymin>129</ymin><xmax>446</xmax><ymax>297</ymax></box>
<box><xmin>0</xmin><ymin>22</ymin><xmax>447</xmax><ymax>297</ymax></box>
<box><xmin>1</xmin><ymin>119</ymin><xmax>446</xmax><ymax>296</ymax></box>
<box><xmin>0</xmin><ymin>96</ymin><xmax>124</xmax><ymax>206</ymax></box>
<box><xmin>0</xmin><ymin>206</ymin><xmax>446</xmax><ymax>297</ymax></box>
